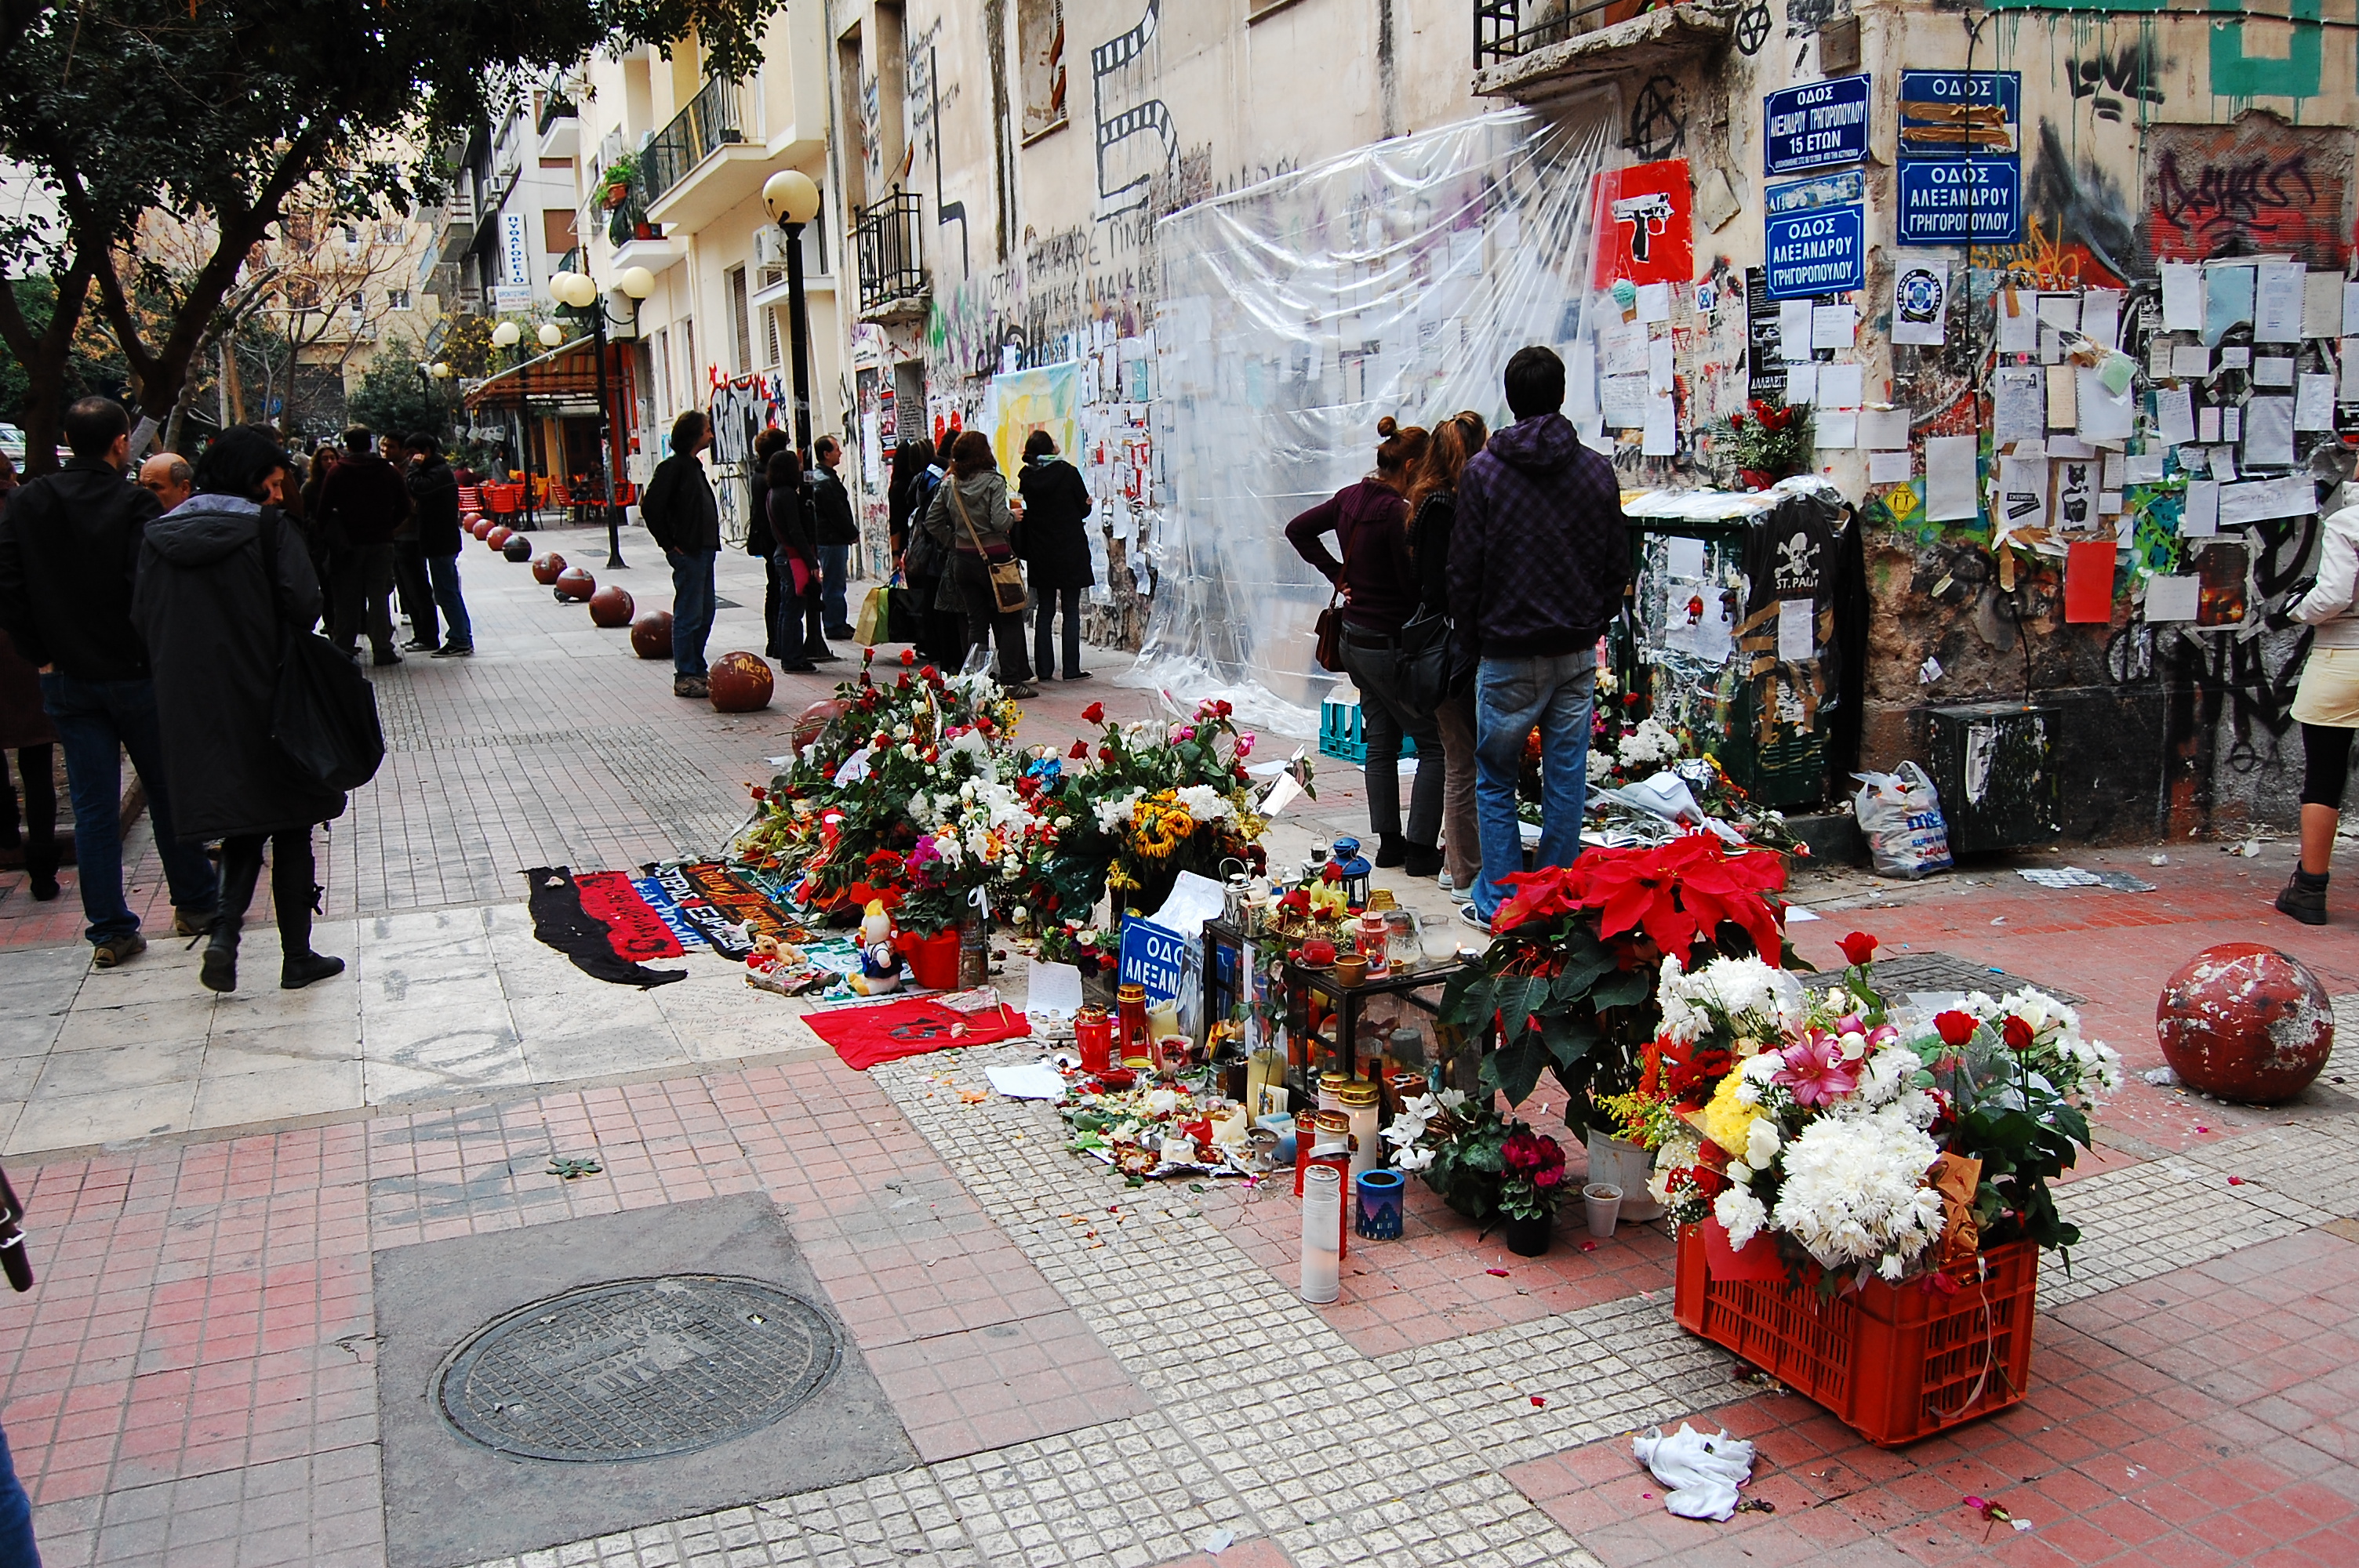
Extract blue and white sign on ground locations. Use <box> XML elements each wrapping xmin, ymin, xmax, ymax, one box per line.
<box><xmin>1896</xmin><ymin>155</ymin><xmax>2023</xmax><ymax>245</ymax></box>
<box><xmin>1763</xmin><ymin>172</ymin><xmax>1866</xmax><ymax>299</ymax></box>
<box><xmin>1764</xmin><ymin>74</ymin><xmax>1871</xmax><ymax>176</ymax></box>
<box><xmin>1118</xmin><ymin>919</ymin><xmax>1194</xmax><ymax>1008</ymax></box>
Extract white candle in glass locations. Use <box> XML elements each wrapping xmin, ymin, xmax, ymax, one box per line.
<box><xmin>1301</xmin><ymin>1165</ymin><xmax>1342</xmax><ymax>1303</ymax></box>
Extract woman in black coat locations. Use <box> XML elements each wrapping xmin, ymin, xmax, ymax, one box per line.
<box><xmin>765</xmin><ymin>448</ymin><xmax>823</xmax><ymax>673</ymax></box>
<box><xmin>1015</xmin><ymin>430</ymin><xmax>1094</xmax><ymax>681</ymax></box>
<box><xmin>132</xmin><ymin>426</ymin><xmax>347</xmax><ymax>993</ymax></box>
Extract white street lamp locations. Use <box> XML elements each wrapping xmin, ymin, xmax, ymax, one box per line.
<box><xmin>762</xmin><ymin>169</ymin><xmax>822</xmax><ymax>452</ymax></box>
<box><xmin>490</xmin><ymin>319</ymin><xmax>521</xmax><ymax>348</ymax></box>
<box><xmin>536</xmin><ymin>322</ymin><xmax>565</xmax><ymax>348</ymax></box>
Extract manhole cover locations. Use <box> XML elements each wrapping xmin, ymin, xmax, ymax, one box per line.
<box><xmin>435</xmin><ymin>1276</ymin><xmax>840</xmax><ymax>1461</ymax></box>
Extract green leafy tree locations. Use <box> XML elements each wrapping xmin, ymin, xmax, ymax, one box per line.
<box><xmin>0</xmin><ymin>2</ymin><xmax>781</xmax><ymax>471</ymax></box>
<box><xmin>345</xmin><ymin>341</ymin><xmax>447</xmax><ymax>445</ymax></box>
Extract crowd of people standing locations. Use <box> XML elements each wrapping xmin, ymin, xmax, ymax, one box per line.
<box><xmin>0</xmin><ymin>397</ymin><xmax>483</xmax><ymax>989</ymax></box>
<box><xmin>1289</xmin><ymin>345</ymin><xmax>1631</xmax><ymax>932</ymax></box>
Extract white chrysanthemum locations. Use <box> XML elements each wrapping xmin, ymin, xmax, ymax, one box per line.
<box><xmin>1621</xmin><ymin>717</ymin><xmax>1685</xmax><ymax>767</ymax></box>
<box><xmin>1175</xmin><ymin>784</ymin><xmax>1230</xmax><ymax>823</ymax></box>
<box><xmin>1659</xmin><ymin>954</ymin><xmax>1801</xmax><ymax>1048</ymax></box>
<box><xmin>1768</xmin><ymin>1103</ymin><xmax>1943</xmax><ymax>1274</ymax></box>
<box><xmin>1093</xmin><ymin>788</ymin><xmax>1143</xmax><ymax>833</ymax></box>
<box><xmin>1715</xmin><ymin>1185</ymin><xmax>1769</xmax><ymax>1248</ymax></box>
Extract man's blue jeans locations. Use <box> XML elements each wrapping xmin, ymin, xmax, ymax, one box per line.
<box><xmin>38</xmin><ymin>673</ymin><xmax>219</xmax><ymax>945</ymax></box>
<box><xmin>819</xmin><ymin>543</ymin><xmax>851</xmax><ymax>632</ymax></box>
<box><xmin>0</xmin><ymin>1416</ymin><xmax>38</xmax><ymax>1567</ymax></box>
<box><xmin>1471</xmin><ymin>652</ymin><xmax>1596</xmax><ymax>922</ymax></box>
<box><xmin>427</xmin><ymin>553</ymin><xmax>473</xmax><ymax>650</ymax></box>
<box><xmin>670</xmin><ymin>550</ymin><xmax>717</xmax><ymax>676</ymax></box>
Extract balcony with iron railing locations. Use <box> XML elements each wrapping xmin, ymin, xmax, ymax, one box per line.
<box><xmin>1472</xmin><ymin>0</ymin><xmax>1743</xmax><ymax>98</ymax></box>
<box><xmin>641</xmin><ymin>74</ymin><xmax>771</xmax><ymax>232</ymax></box>
<box><xmin>855</xmin><ymin>191</ymin><xmax>927</xmax><ymax>321</ymax></box>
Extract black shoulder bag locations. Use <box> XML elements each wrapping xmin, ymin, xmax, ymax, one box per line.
<box><xmin>257</xmin><ymin>506</ymin><xmax>386</xmax><ymax>791</ymax></box>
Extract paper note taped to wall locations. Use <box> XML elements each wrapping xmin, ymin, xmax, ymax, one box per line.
<box><xmin>1776</xmin><ymin>597</ymin><xmax>1815</xmax><ymax>661</ymax></box>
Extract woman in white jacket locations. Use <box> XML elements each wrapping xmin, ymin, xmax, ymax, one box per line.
<box><xmin>2280</xmin><ymin>499</ymin><xmax>2359</xmax><ymax>925</ymax></box>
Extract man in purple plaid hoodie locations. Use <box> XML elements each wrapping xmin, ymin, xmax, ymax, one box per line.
<box><xmin>1448</xmin><ymin>346</ymin><xmax>1630</xmax><ymax>929</ymax></box>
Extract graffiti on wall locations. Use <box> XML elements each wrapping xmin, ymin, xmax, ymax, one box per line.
<box><xmin>2068</xmin><ymin>40</ymin><xmax>2168</xmax><ymax>125</ymax></box>
<box><xmin>1091</xmin><ymin>0</ymin><xmax>1178</xmax><ymax>216</ymax></box>
<box><xmin>2139</xmin><ymin>117</ymin><xmax>2352</xmax><ymax>268</ymax></box>
<box><xmin>2208</xmin><ymin>0</ymin><xmax>2322</xmax><ymax>102</ymax></box>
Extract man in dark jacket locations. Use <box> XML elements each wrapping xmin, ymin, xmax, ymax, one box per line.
<box><xmin>0</xmin><ymin>395</ymin><xmax>219</xmax><ymax>964</ymax></box>
<box><xmin>1448</xmin><ymin>346</ymin><xmax>1630</xmax><ymax>930</ymax></box>
<box><xmin>404</xmin><ymin>433</ymin><xmax>474</xmax><ymax>656</ymax></box>
<box><xmin>314</xmin><ymin>425</ymin><xmax>412</xmax><ymax>665</ymax></box>
<box><xmin>812</xmin><ymin>435</ymin><xmax>861</xmax><ymax>642</ymax></box>
<box><xmin>639</xmin><ymin>409</ymin><xmax>720</xmax><ymax>697</ymax></box>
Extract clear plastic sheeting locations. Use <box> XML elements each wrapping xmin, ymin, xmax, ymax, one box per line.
<box><xmin>1126</xmin><ymin>108</ymin><xmax>1618</xmax><ymax>734</ymax></box>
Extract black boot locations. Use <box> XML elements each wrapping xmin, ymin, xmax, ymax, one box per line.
<box><xmin>2277</xmin><ymin>868</ymin><xmax>2329</xmax><ymax>926</ymax></box>
<box><xmin>203</xmin><ymin>837</ymin><xmax>266</xmax><ymax>993</ymax></box>
<box><xmin>271</xmin><ymin>832</ymin><xmax>346</xmax><ymax>989</ymax></box>
<box><xmin>1374</xmin><ymin>833</ymin><xmax>1408</xmax><ymax>869</ymax></box>
<box><xmin>1403</xmin><ymin>841</ymin><xmax>1445</xmax><ymax>879</ymax></box>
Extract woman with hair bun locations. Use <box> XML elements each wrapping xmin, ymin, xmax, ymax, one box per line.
<box><xmin>1285</xmin><ymin>417</ymin><xmax>1444</xmax><ymax>874</ymax></box>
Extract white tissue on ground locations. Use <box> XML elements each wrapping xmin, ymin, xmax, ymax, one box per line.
<box><xmin>1633</xmin><ymin>1422</ymin><xmax>1756</xmax><ymax>1521</ymax></box>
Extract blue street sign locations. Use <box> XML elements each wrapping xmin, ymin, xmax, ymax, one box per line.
<box><xmin>1763</xmin><ymin>180</ymin><xmax>1865</xmax><ymax>299</ymax></box>
<box><xmin>1764</xmin><ymin>74</ymin><xmax>1871</xmax><ymax>176</ymax></box>
<box><xmin>1896</xmin><ymin>154</ymin><xmax>2023</xmax><ymax>245</ymax></box>
<box><xmin>1117</xmin><ymin>918</ymin><xmax>1192</xmax><ymax>1008</ymax></box>
<box><xmin>1897</xmin><ymin>71</ymin><xmax>2021</xmax><ymax>156</ymax></box>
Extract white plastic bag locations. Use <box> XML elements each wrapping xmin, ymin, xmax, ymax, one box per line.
<box><xmin>1632</xmin><ymin>1423</ymin><xmax>1756</xmax><ymax>1521</ymax></box>
<box><xmin>1853</xmin><ymin>761</ymin><xmax>1954</xmax><ymax>879</ymax></box>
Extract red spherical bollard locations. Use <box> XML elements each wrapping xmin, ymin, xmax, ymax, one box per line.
<box><xmin>502</xmin><ymin>534</ymin><xmax>533</xmax><ymax>561</ymax></box>
<box><xmin>588</xmin><ymin>584</ymin><xmax>634</xmax><ymax>628</ymax></box>
<box><xmin>630</xmin><ymin>610</ymin><xmax>673</xmax><ymax>659</ymax></box>
<box><xmin>531</xmin><ymin>552</ymin><xmax>567</xmax><ymax>585</ymax></box>
<box><xmin>486</xmin><ymin>525</ymin><xmax>513</xmax><ymax>550</ymax></box>
<box><xmin>792</xmin><ymin>698</ymin><xmax>849</xmax><ymax>750</ymax></box>
<box><xmin>554</xmin><ymin>566</ymin><xmax>596</xmax><ymax>602</ymax></box>
<box><xmin>462</xmin><ymin>511</ymin><xmax>483</xmax><ymax>530</ymax></box>
<box><xmin>707</xmin><ymin>652</ymin><xmax>774</xmax><ymax>713</ymax></box>
<box><xmin>2156</xmin><ymin>942</ymin><xmax>2334</xmax><ymax>1104</ymax></box>
<box><xmin>471</xmin><ymin>517</ymin><xmax>496</xmax><ymax>540</ymax></box>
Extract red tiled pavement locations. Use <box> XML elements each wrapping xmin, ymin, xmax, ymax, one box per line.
<box><xmin>1505</xmin><ymin>1226</ymin><xmax>2359</xmax><ymax>1568</ymax></box>
<box><xmin>0</xmin><ymin>1054</ymin><xmax>1149</xmax><ymax>1565</ymax></box>
<box><xmin>1150</xmin><ymin>1542</ymin><xmax>1295</xmax><ymax>1568</ymax></box>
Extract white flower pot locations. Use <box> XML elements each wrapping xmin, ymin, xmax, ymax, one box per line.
<box><xmin>1585</xmin><ymin>1131</ymin><xmax>1664</xmax><ymax>1221</ymax></box>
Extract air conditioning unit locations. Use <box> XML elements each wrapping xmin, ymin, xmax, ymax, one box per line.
<box><xmin>751</xmin><ymin>227</ymin><xmax>791</xmax><ymax>270</ymax></box>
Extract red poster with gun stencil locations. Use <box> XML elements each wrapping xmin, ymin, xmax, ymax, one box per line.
<box><xmin>1590</xmin><ymin>159</ymin><xmax>1693</xmax><ymax>289</ymax></box>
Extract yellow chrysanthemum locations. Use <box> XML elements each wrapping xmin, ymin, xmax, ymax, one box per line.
<box><xmin>1696</xmin><ymin>1069</ymin><xmax>1762</xmax><ymax>1157</ymax></box>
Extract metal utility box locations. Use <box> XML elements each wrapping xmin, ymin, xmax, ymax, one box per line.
<box><xmin>1924</xmin><ymin>702</ymin><xmax>2061</xmax><ymax>854</ymax></box>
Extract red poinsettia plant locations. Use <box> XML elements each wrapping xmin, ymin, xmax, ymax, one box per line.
<box><xmin>1440</xmin><ymin>830</ymin><xmax>1793</xmax><ymax>1123</ymax></box>
<box><xmin>1721</xmin><ymin>394</ymin><xmax>1813</xmax><ymax>488</ymax></box>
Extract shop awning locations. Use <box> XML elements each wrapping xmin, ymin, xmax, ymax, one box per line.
<box><xmin>463</xmin><ymin>335</ymin><xmax>616</xmax><ymax>412</ymax></box>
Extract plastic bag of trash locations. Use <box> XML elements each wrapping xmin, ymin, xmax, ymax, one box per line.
<box><xmin>1853</xmin><ymin>762</ymin><xmax>1954</xmax><ymax>879</ymax></box>
<box><xmin>1633</xmin><ymin>1423</ymin><xmax>1756</xmax><ymax>1520</ymax></box>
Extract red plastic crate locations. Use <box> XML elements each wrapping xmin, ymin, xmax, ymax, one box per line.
<box><xmin>1672</xmin><ymin>1225</ymin><xmax>2039</xmax><ymax>1446</ymax></box>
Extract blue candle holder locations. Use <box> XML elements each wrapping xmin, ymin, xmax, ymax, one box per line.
<box><xmin>1355</xmin><ymin>1167</ymin><xmax>1405</xmax><ymax>1240</ymax></box>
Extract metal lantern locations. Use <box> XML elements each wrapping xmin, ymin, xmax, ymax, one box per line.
<box><xmin>1330</xmin><ymin>836</ymin><xmax>1372</xmax><ymax>909</ymax></box>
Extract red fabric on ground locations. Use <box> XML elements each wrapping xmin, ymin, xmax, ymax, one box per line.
<box><xmin>575</xmin><ymin>870</ymin><xmax>687</xmax><ymax>960</ymax></box>
<box><xmin>805</xmin><ymin>996</ymin><xmax>1033</xmax><ymax>1071</ymax></box>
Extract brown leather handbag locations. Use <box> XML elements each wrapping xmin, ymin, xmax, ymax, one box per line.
<box><xmin>1313</xmin><ymin>581</ymin><xmax>1347</xmax><ymax>673</ymax></box>
<box><xmin>950</xmin><ymin>482</ymin><xmax>1028</xmax><ymax>615</ymax></box>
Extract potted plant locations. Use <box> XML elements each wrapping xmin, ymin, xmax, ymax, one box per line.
<box><xmin>1497</xmin><ymin>1126</ymin><xmax>1568</xmax><ymax>1255</ymax></box>
<box><xmin>1436</xmin><ymin>830</ymin><xmax>1789</xmax><ymax>1218</ymax></box>
<box><xmin>601</xmin><ymin>151</ymin><xmax>636</xmax><ymax>209</ymax></box>
<box><xmin>1719</xmin><ymin>395</ymin><xmax>1813</xmax><ymax>490</ymax></box>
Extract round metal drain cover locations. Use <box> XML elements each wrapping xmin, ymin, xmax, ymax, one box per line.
<box><xmin>436</xmin><ymin>1275</ymin><xmax>840</xmax><ymax>1461</ymax></box>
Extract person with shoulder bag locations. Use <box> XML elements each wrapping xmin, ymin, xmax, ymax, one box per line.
<box><xmin>131</xmin><ymin>426</ymin><xmax>350</xmax><ymax>994</ymax></box>
<box><xmin>1405</xmin><ymin>411</ymin><xmax>1490</xmax><ymax>901</ymax></box>
<box><xmin>2278</xmin><ymin>475</ymin><xmax>2359</xmax><ymax>925</ymax></box>
<box><xmin>1285</xmin><ymin>417</ymin><xmax>1443</xmax><ymax>876</ymax></box>
<box><xmin>765</xmin><ymin>448</ymin><xmax>822</xmax><ymax>673</ymax></box>
<box><xmin>921</xmin><ymin>430</ymin><xmax>1037</xmax><ymax>696</ymax></box>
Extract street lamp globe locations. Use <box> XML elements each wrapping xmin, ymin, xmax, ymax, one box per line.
<box><xmin>537</xmin><ymin>322</ymin><xmax>565</xmax><ymax>348</ymax></box>
<box><xmin>490</xmin><ymin>320</ymin><xmax>520</xmax><ymax>348</ymax></box>
<box><xmin>428</xmin><ymin>361</ymin><xmax>453</xmax><ymax>379</ymax></box>
<box><xmin>616</xmin><ymin>265</ymin><xmax>656</xmax><ymax>301</ymax></box>
<box><xmin>548</xmin><ymin>270</ymin><xmax>596</xmax><ymax>310</ymax></box>
<box><xmin>762</xmin><ymin>169</ymin><xmax>820</xmax><ymax>227</ymax></box>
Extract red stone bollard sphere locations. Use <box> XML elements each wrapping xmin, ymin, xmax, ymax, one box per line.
<box><xmin>707</xmin><ymin>652</ymin><xmax>774</xmax><ymax>713</ymax></box>
<box><xmin>462</xmin><ymin>510</ymin><xmax>482</xmax><ymax>531</ymax></box>
<box><xmin>630</xmin><ymin>610</ymin><xmax>673</xmax><ymax>659</ymax></box>
<box><xmin>502</xmin><ymin>534</ymin><xmax>533</xmax><ymax>561</ymax></box>
<box><xmin>792</xmin><ymin>698</ymin><xmax>849</xmax><ymax>750</ymax></box>
<box><xmin>553</xmin><ymin>566</ymin><xmax>596</xmax><ymax>601</ymax></box>
<box><xmin>2156</xmin><ymin>942</ymin><xmax>2334</xmax><ymax>1104</ymax></box>
<box><xmin>486</xmin><ymin>525</ymin><xmax>513</xmax><ymax>550</ymax></box>
<box><xmin>588</xmin><ymin>584</ymin><xmax>634</xmax><ymax>628</ymax></box>
<box><xmin>471</xmin><ymin>517</ymin><xmax>496</xmax><ymax>540</ymax></box>
<box><xmin>531</xmin><ymin>551</ymin><xmax>567</xmax><ymax>585</ymax></box>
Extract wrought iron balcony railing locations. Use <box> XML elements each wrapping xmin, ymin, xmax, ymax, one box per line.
<box><xmin>640</xmin><ymin>76</ymin><xmax>747</xmax><ymax>205</ymax></box>
<box><xmin>855</xmin><ymin>191</ymin><xmax>927</xmax><ymax>315</ymax></box>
